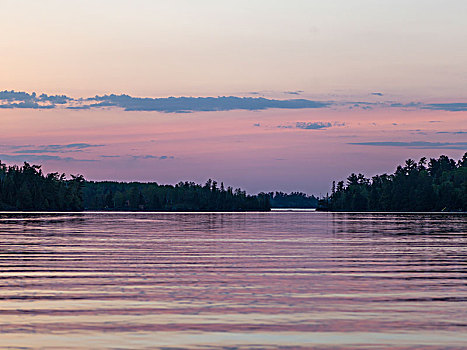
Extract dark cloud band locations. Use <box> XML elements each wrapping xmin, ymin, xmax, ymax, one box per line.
<box><xmin>2</xmin><ymin>90</ymin><xmax>467</xmax><ymax>113</ymax></box>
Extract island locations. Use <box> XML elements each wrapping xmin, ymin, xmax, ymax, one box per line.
<box><xmin>321</xmin><ymin>153</ymin><xmax>466</xmax><ymax>212</ymax></box>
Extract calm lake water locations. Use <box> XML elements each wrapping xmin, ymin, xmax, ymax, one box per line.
<box><xmin>0</xmin><ymin>212</ymin><xmax>466</xmax><ymax>349</ymax></box>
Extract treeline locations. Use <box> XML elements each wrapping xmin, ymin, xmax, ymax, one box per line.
<box><xmin>268</xmin><ymin>192</ymin><xmax>318</xmax><ymax>208</ymax></box>
<box><xmin>0</xmin><ymin>162</ymin><xmax>271</xmax><ymax>211</ymax></box>
<box><xmin>323</xmin><ymin>153</ymin><xmax>467</xmax><ymax>212</ymax></box>
<box><xmin>83</xmin><ymin>179</ymin><xmax>270</xmax><ymax>211</ymax></box>
<box><xmin>0</xmin><ymin>161</ymin><xmax>84</xmax><ymax>210</ymax></box>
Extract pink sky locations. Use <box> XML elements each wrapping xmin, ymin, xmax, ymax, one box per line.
<box><xmin>1</xmin><ymin>102</ymin><xmax>465</xmax><ymax>194</ymax></box>
<box><xmin>1</xmin><ymin>1</ymin><xmax>466</xmax><ymax>194</ymax></box>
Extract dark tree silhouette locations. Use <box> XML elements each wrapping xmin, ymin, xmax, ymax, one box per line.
<box><xmin>267</xmin><ymin>192</ymin><xmax>318</xmax><ymax>208</ymax></box>
<box><xmin>324</xmin><ymin>153</ymin><xmax>467</xmax><ymax>212</ymax></box>
<box><xmin>0</xmin><ymin>161</ymin><xmax>84</xmax><ymax>211</ymax></box>
<box><xmin>0</xmin><ymin>162</ymin><xmax>270</xmax><ymax>212</ymax></box>
<box><xmin>82</xmin><ymin>179</ymin><xmax>270</xmax><ymax>211</ymax></box>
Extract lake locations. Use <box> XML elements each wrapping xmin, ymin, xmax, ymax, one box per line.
<box><xmin>0</xmin><ymin>212</ymin><xmax>466</xmax><ymax>349</ymax></box>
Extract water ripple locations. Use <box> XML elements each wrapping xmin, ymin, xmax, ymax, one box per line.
<box><xmin>0</xmin><ymin>212</ymin><xmax>466</xmax><ymax>349</ymax></box>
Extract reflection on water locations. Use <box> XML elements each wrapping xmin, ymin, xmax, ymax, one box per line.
<box><xmin>0</xmin><ymin>212</ymin><xmax>466</xmax><ymax>349</ymax></box>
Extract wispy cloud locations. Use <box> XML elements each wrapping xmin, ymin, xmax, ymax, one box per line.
<box><xmin>283</xmin><ymin>90</ymin><xmax>304</xmax><ymax>95</ymax></box>
<box><xmin>0</xmin><ymin>90</ymin><xmax>34</xmax><ymax>101</ymax></box>
<box><xmin>6</xmin><ymin>143</ymin><xmax>104</xmax><ymax>154</ymax></box>
<box><xmin>296</xmin><ymin>122</ymin><xmax>332</xmax><ymax>130</ymax></box>
<box><xmin>0</xmin><ymin>154</ymin><xmax>95</xmax><ymax>162</ymax></box>
<box><xmin>131</xmin><ymin>155</ymin><xmax>175</xmax><ymax>160</ymax></box>
<box><xmin>436</xmin><ymin>131</ymin><xmax>467</xmax><ymax>134</ymax></box>
<box><xmin>67</xmin><ymin>105</ymin><xmax>92</xmax><ymax>110</ymax></box>
<box><xmin>0</xmin><ymin>143</ymin><xmax>105</xmax><ymax>159</ymax></box>
<box><xmin>0</xmin><ymin>102</ymin><xmax>55</xmax><ymax>109</ymax></box>
<box><xmin>423</xmin><ymin>103</ymin><xmax>467</xmax><ymax>112</ymax></box>
<box><xmin>349</xmin><ymin>141</ymin><xmax>467</xmax><ymax>150</ymax></box>
<box><xmin>348</xmin><ymin>102</ymin><xmax>375</xmax><ymax>110</ymax></box>
<box><xmin>0</xmin><ymin>144</ymin><xmax>33</xmax><ymax>149</ymax></box>
<box><xmin>13</xmin><ymin>150</ymin><xmax>63</xmax><ymax>154</ymax></box>
<box><xmin>0</xmin><ymin>90</ymin><xmax>71</xmax><ymax>109</ymax></box>
<box><xmin>274</xmin><ymin>121</ymin><xmax>340</xmax><ymax>130</ymax></box>
<box><xmin>45</xmin><ymin>143</ymin><xmax>104</xmax><ymax>150</ymax></box>
<box><xmin>273</xmin><ymin>120</ymin><xmax>344</xmax><ymax>130</ymax></box>
<box><xmin>38</xmin><ymin>94</ymin><xmax>71</xmax><ymax>104</ymax></box>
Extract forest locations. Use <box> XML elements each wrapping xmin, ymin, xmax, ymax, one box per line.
<box><xmin>268</xmin><ymin>192</ymin><xmax>318</xmax><ymax>208</ymax></box>
<box><xmin>323</xmin><ymin>153</ymin><xmax>467</xmax><ymax>212</ymax></box>
<box><xmin>82</xmin><ymin>179</ymin><xmax>270</xmax><ymax>211</ymax></box>
<box><xmin>0</xmin><ymin>162</ymin><xmax>269</xmax><ymax>211</ymax></box>
<box><xmin>2</xmin><ymin>153</ymin><xmax>466</xmax><ymax>212</ymax></box>
<box><xmin>0</xmin><ymin>161</ymin><xmax>84</xmax><ymax>211</ymax></box>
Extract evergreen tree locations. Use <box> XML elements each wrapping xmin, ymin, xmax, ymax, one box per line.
<box><xmin>327</xmin><ymin>153</ymin><xmax>467</xmax><ymax>212</ymax></box>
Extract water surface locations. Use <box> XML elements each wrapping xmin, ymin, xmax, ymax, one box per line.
<box><xmin>0</xmin><ymin>212</ymin><xmax>466</xmax><ymax>349</ymax></box>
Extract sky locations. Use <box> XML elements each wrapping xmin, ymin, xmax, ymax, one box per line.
<box><xmin>0</xmin><ymin>0</ymin><xmax>466</xmax><ymax>194</ymax></box>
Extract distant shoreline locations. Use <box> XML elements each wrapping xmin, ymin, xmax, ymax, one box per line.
<box><xmin>0</xmin><ymin>210</ymin><xmax>464</xmax><ymax>215</ymax></box>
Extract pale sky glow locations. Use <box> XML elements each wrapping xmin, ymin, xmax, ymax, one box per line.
<box><xmin>2</xmin><ymin>0</ymin><xmax>467</xmax><ymax>97</ymax></box>
<box><xmin>0</xmin><ymin>0</ymin><xmax>466</xmax><ymax>193</ymax></box>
